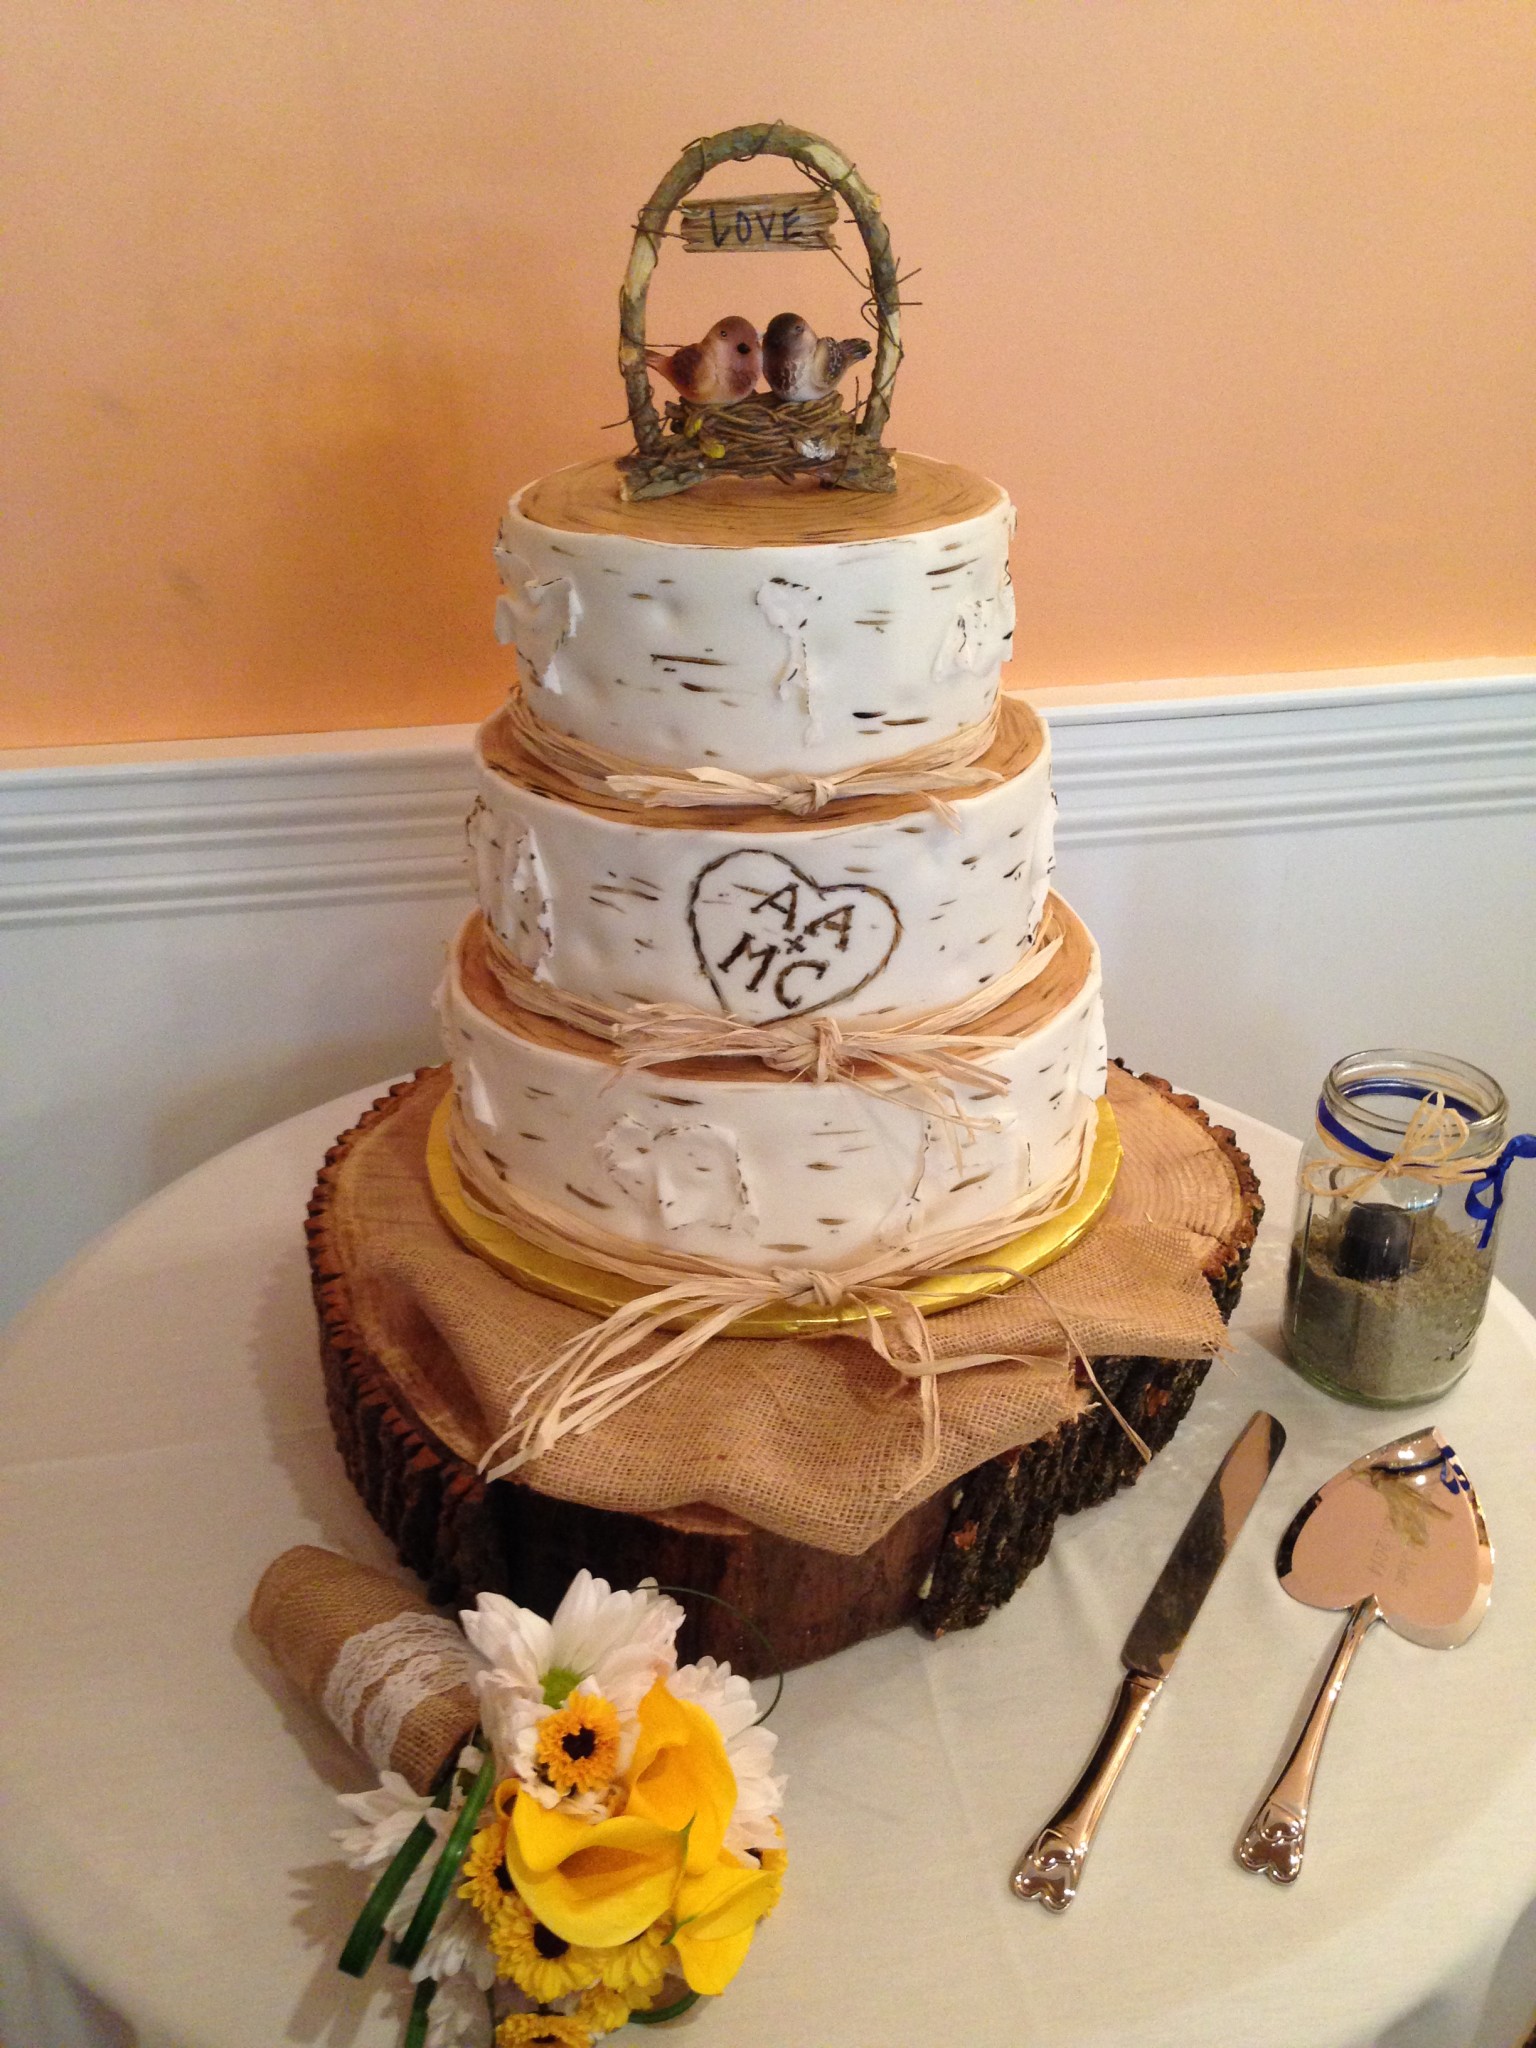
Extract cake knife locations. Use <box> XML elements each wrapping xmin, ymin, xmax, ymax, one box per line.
<box><xmin>1011</xmin><ymin>1409</ymin><xmax>1286</xmax><ymax>1909</ymax></box>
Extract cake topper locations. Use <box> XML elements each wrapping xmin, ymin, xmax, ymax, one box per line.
<box><xmin>618</xmin><ymin>121</ymin><xmax>904</xmax><ymax>500</ymax></box>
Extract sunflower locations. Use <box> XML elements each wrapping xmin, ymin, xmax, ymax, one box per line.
<box><xmin>491</xmin><ymin>1900</ymin><xmax>608</xmax><ymax>2003</ymax></box>
<box><xmin>458</xmin><ymin>1810</ymin><xmax>516</xmax><ymax>1925</ymax></box>
<box><xmin>463</xmin><ymin>1574</ymin><xmax>684</xmax><ymax>1798</ymax></box>
<box><xmin>533</xmin><ymin>1692</ymin><xmax>621</xmax><ymax>1801</ymax></box>
<box><xmin>595</xmin><ymin>1918</ymin><xmax>671</xmax><ymax>1998</ymax></box>
<box><xmin>573</xmin><ymin>1984</ymin><xmax>632</xmax><ymax>2036</ymax></box>
<box><xmin>494</xmin><ymin>2017</ymin><xmax>590</xmax><ymax>2048</ymax></box>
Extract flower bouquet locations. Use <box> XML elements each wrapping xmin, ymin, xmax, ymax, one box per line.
<box><xmin>332</xmin><ymin>1572</ymin><xmax>786</xmax><ymax>2046</ymax></box>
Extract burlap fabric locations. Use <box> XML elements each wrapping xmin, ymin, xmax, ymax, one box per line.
<box><xmin>250</xmin><ymin>1545</ymin><xmax>479</xmax><ymax>1792</ymax></box>
<box><xmin>322</xmin><ymin>1064</ymin><xmax>1238</xmax><ymax>1559</ymax></box>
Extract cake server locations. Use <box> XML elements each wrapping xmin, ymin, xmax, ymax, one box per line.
<box><xmin>1236</xmin><ymin>1427</ymin><xmax>1492</xmax><ymax>1885</ymax></box>
<box><xmin>1011</xmin><ymin>1409</ymin><xmax>1286</xmax><ymax>1910</ymax></box>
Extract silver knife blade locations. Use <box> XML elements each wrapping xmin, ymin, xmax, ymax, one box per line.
<box><xmin>1120</xmin><ymin>1411</ymin><xmax>1286</xmax><ymax>1679</ymax></box>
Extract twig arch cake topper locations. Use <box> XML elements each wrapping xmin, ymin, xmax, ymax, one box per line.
<box><xmin>618</xmin><ymin>121</ymin><xmax>904</xmax><ymax>500</ymax></box>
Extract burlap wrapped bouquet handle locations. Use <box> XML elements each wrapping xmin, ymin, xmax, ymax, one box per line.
<box><xmin>250</xmin><ymin>1545</ymin><xmax>480</xmax><ymax>1793</ymax></box>
<box><xmin>308</xmin><ymin>1065</ymin><xmax>1261</xmax><ymax>1674</ymax></box>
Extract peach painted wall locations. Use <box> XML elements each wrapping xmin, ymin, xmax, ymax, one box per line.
<box><xmin>6</xmin><ymin>0</ymin><xmax>1534</xmax><ymax>748</ymax></box>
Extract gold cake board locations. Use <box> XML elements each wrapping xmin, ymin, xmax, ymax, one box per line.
<box><xmin>425</xmin><ymin>1092</ymin><xmax>1121</xmax><ymax>1338</ymax></box>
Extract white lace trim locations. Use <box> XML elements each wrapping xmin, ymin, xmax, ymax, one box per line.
<box><xmin>322</xmin><ymin>1612</ymin><xmax>478</xmax><ymax>1771</ymax></box>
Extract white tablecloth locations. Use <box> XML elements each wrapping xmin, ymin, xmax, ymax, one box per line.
<box><xmin>2</xmin><ymin>1087</ymin><xmax>1535</xmax><ymax>2048</ymax></box>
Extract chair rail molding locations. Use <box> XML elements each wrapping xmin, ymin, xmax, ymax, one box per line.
<box><xmin>0</xmin><ymin>667</ymin><xmax>1532</xmax><ymax>925</ymax></box>
<box><xmin>1041</xmin><ymin>665</ymin><xmax>1536</xmax><ymax>847</ymax></box>
<box><xmin>0</xmin><ymin>728</ymin><xmax>479</xmax><ymax>926</ymax></box>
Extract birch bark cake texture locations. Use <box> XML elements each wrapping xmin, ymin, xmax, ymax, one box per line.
<box><xmin>495</xmin><ymin>454</ymin><xmax>1013</xmax><ymax>777</ymax></box>
<box><xmin>459</xmin><ymin>440</ymin><xmax>1105</xmax><ymax>1285</ymax></box>
<box><xmin>312</xmin><ymin>123</ymin><xmax>1261</xmax><ymax>1666</ymax></box>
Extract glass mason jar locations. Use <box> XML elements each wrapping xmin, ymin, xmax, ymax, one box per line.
<box><xmin>1283</xmin><ymin>1050</ymin><xmax>1509</xmax><ymax>1406</ymax></box>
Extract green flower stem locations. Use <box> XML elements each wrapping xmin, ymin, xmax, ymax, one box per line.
<box><xmin>402</xmin><ymin>1977</ymin><xmax>436</xmax><ymax>2048</ymax></box>
<box><xmin>338</xmin><ymin>1774</ymin><xmax>456</xmax><ymax>1980</ymax></box>
<box><xmin>393</xmin><ymin>1753</ymin><xmax>497</xmax><ymax>1971</ymax></box>
<box><xmin>629</xmin><ymin>1990</ymin><xmax>701</xmax><ymax>2026</ymax></box>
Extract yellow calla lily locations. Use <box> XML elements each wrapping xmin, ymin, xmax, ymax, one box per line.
<box><xmin>625</xmin><ymin>1679</ymin><xmax>737</xmax><ymax>1874</ymax></box>
<box><xmin>505</xmin><ymin>1791</ymin><xmax>684</xmax><ymax>1947</ymax></box>
<box><xmin>511</xmin><ymin>1792</ymin><xmax>615</xmax><ymax>1874</ymax></box>
<box><xmin>670</xmin><ymin>1852</ymin><xmax>784</xmax><ymax>1996</ymax></box>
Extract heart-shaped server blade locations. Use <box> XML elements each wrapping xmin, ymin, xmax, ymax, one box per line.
<box><xmin>1280</xmin><ymin>1427</ymin><xmax>1493</xmax><ymax>1649</ymax></box>
<box><xmin>1237</xmin><ymin>1427</ymin><xmax>1492</xmax><ymax>1883</ymax></box>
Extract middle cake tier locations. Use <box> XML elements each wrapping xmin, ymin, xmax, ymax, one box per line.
<box><xmin>470</xmin><ymin>689</ymin><xmax>1054</xmax><ymax>1023</ymax></box>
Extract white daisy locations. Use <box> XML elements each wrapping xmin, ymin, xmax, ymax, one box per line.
<box><xmin>423</xmin><ymin>1965</ymin><xmax>495</xmax><ymax>2047</ymax></box>
<box><xmin>334</xmin><ymin>1771</ymin><xmax>440</xmax><ymax>1870</ymax></box>
<box><xmin>462</xmin><ymin>1573</ymin><xmax>684</xmax><ymax>1800</ymax></box>
<box><xmin>501</xmin><ymin>1676</ymin><xmax>623</xmax><ymax>1818</ymax></box>
<box><xmin>335</xmin><ymin>1746</ymin><xmax>497</xmax><ymax>1996</ymax></box>
<box><xmin>669</xmin><ymin>1657</ymin><xmax>785</xmax><ymax>1858</ymax></box>
<box><xmin>385</xmin><ymin>1855</ymin><xmax>496</xmax><ymax>1991</ymax></box>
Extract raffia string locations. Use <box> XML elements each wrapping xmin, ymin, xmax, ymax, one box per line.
<box><xmin>861</xmin><ymin>1271</ymin><xmax>1154</xmax><ymax>1464</ymax></box>
<box><xmin>503</xmin><ymin>684</ymin><xmax>1003</xmax><ymax>819</ymax></box>
<box><xmin>481</xmin><ymin>907</ymin><xmax>1063</xmax><ymax>1141</ymax></box>
<box><xmin>1302</xmin><ymin>1090</ymin><xmax>1504</xmax><ymax>1204</ymax></box>
<box><xmin>451</xmin><ymin>1102</ymin><xmax>1097</xmax><ymax>1487</ymax></box>
<box><xmin>1026</xmin><ymin>1278</ymin><xmax>1154</xmax><ymax>1462</ymax></box>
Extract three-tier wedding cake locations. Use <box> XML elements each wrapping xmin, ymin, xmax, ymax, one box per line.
<box><xmin>307</xmin><ymin>124</ymin><xmax>1257</xmax><ymax>1672</ymax></box>
<box><xmin>441</xmin><ymin>454</ymin><xmax>1107</xmax><ymax>1296</ymax></box>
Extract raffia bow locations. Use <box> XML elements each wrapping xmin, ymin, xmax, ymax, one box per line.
<box><xmin>501</xmin><ymin>685</ymin><xmax>1003</xmax><ymax>821</ymax></box>
<box><xmin>482</xmin><ymin>909</ymin><xmax>1064</xmax><ymax>1140</ymax></box>
<box><xmin>1304</xmin><ymin>1086</ymin><xmax>1534</xmax><ymax>1248</ymax></box>
<box><xmin>1302</xmin><ymin>1090</ymin><xmax>1502</xmax><ymax>1205</ymax></box>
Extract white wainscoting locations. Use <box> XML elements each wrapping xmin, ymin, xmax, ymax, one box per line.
<box><xmin>2</xmin><ymin>666</ymin><xmax>1532</xmax><ymax>1331</ymax></box>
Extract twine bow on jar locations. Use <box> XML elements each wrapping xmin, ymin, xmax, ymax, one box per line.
<box><xmin>1307</xmin><ymin>1087</ymin><xmax>1534</xmax><ymax>1249</ymax></box>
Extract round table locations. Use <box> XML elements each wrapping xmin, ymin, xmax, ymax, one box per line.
<box><xmin>2</xmin><ymin>1088</ymin><xmax>1534</xmax><ymax>2048</ymax></box>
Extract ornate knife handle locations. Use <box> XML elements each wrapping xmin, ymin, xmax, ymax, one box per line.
<box><xmin>1011</xmin><ymin>1669</ymin><xmax>1164</xmax><ymax>1910</ymax></box>
<box><xmin>1237</xmin><ymin>1593</ymin><xmax>1382</xmax><ymax>1885</ymax></box>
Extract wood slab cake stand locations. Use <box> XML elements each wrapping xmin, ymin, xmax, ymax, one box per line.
<box><xmin>308</xmin><ymin>1069</ymin><xmax>1260</xmax><ymax>1676</ymax></box>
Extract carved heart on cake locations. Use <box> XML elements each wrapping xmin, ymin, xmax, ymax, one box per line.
<box><xmin>687</xmin><ymin>849</ymin><xmax>900</xmax><ymax>1023</ymax></box>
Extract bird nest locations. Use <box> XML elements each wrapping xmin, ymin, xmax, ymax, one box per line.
<box><xmin>618</xmin><ymin>391</ymin><xmax>895</xmax><ymax>500</ymax></box>
<box><xmin>617</xmin><ymin>122</ymin><xmax>904</xmax><ymax>502</ymax></box>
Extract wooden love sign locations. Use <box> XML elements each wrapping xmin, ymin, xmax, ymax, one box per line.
<box><xmin>678</xmin><ymin>188</ymin><xmax>838</xmax><ymax>253</ymax></box>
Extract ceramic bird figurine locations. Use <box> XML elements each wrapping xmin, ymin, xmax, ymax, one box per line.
<box><xmin>643</xmin><ymin>316</ymin><xmax>762</xmax><ymax>405</ymax></box>
<box><xmin>763</xmin><ymin>312</ymin><xmax>872</xmax><ymax>402</ymax></box>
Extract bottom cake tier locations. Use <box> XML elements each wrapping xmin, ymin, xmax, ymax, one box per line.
<box><xmin>440</xmin><ymin>897</ymin><xmax>1107</xmax><ymax>1277</ymax></box>
<box><xmin>307</xmin><ymin>1065</ymin><xmax>1261</xmax><ymax>1675</ymax></box>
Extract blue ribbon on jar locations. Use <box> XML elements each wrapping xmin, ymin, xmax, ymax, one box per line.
<box><xmin>1466</xmin><ymin>1135</ymin><xmax>1536</xmax><ymax>1248</ymax></box>
<box><xmin>1312</xmin><ymin>1082</ymin><xmax>1536</xmax><ymax>1250</ymax></box>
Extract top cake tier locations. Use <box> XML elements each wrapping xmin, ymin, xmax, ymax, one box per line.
<box><xmin>494</xmin><ymin>453</ymin><xmax>1014</xmax><ymax>781</ymax></box>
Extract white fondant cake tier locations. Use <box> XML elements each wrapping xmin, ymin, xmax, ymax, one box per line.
<box><xmin>470</xmin><ymin>694</ymin><xmax>1054</xmax><ymax>1022</ymax></box>
<box><xmin>494</xmin><ymin>454</ymin><xmax>1014</xmax><ymax>779</ymax></box>
<box><xmin>440</xmin><ymin>905</ymin><xmax>1106</xmax><ymax>1278</ymax></box>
